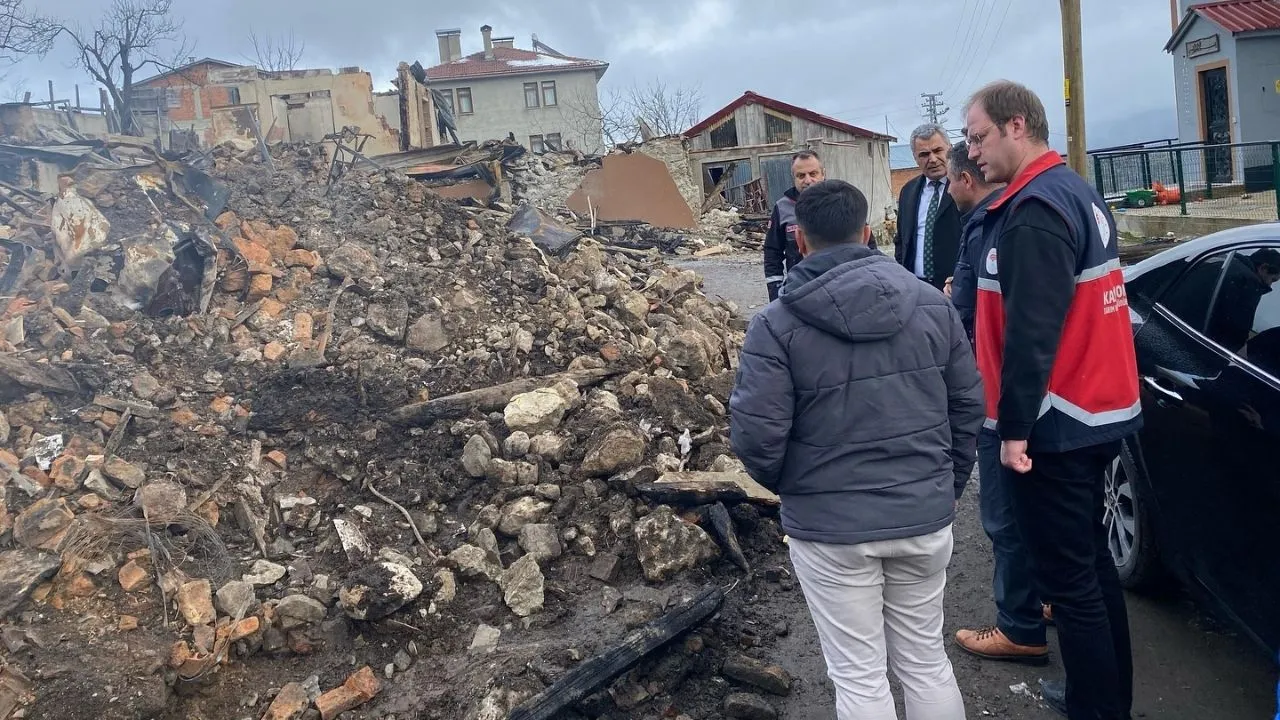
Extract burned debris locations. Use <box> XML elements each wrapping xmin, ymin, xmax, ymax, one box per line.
<box><xmin>0</xmin><ymin>120</ymin><xmax>803</xmax><ymax>720</ymax></box>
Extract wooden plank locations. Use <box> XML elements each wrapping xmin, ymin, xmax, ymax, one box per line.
<box><xmin>635</xmin><ymin>479</ymin><xmax>747</xmax><ymax>507</ymax></box>
<box><xmin>507</xmin><ymin>587</ymin><xmax>725</xmax><ymax>720</ymax></box>
<box><xmin>388</xmin><ymin>368</ymin><xmax>620</xmax><ymax>426</ymax></box>
<box><xmin>0</xmin><ymin>355</ymin><xmax>80</xmax><ymax>394</ymax></box>
<box><xmin>656</xmin><ymin>471</ymin><xmax>780</xmax><ymax>507</ymax></box>
<box><xmin>708</xmin><ymin>502</ymin><xmax>750</xmax><ymax>573</ymax></box>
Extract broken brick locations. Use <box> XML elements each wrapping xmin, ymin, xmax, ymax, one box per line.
<box><xmin>263</xmin><ymin>342</ymin><xmax>287</xmax><ymax>362</ymax></box>
<box><xmin>285</xmin><ymin>248</ymin><xmax>321</xmax><ymax>269</ymax></box>
<box><xmin>49</xmin><ymin>455</ymin><xmax>86</xmax><ymax>491</ymax></box>
<box><xmin>229</xmin><ymin>616</ymin><xmax>260</xmax><ymax>641</ymax></box>
<box><xmin>262</xmin><ymin>682</ymin><xmax>310</xmax><ymax>720</ymax></box>
<box><xmin>258</xmin><ymin>297</ymin><xmax>286</xmax><ymax>318</ymax></box>
<box><xmin>13</xmin><ymin>498</ymin><xmax>75</xmax><ymax>551</ymax></box>
<box><xmin>176</xmin><ymin>579</ymin><xmax>216</xmax><ymax>626</ymax></box>
<box><xmin>315</xmin><ymin>666</ymin><xmax>381</xmax><ymax>720</ymax></box>
<box><xmin>209</xmin><ymin>396</ymin><xmax>234</xmax><ymax>415</ymax></box>
<box><xmin>170</xmin><ymin>407</ymin><xmax>199</xmax><ymax>427</ymax></box>
<box><xmin>168</xmin><ymin>641</ymin><xmax>192</xmax><ymax>668</ymax></box>
<box><xmin>119</xmin><ymin>615</ymin><xmax>139</xmax><ymax>631</ymax></box>
<box><xmin>233</xmin><ymin>236</ymin><xmax>273</xmax><ymax>271</ymax></box>
<box><xmin>118</xmin><ymin>559</ymin><xmax>151</xmax><ymax>592</ymax></box>
<box><xmin>247</xmin><ymin>273</ymin><xmax>274</xmax><ymax>302</ymax></box>
<box><xmin>293</xmin><ymin>312</ymin><xmax>314</xmax><ymax>342</ymax></box>
<box><xmin>265</xmin><ymin>450</ymin><xmax>287</xmax><ymax>469</ymax></box>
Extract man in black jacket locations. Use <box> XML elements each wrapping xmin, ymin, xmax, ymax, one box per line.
<box><xmin>943</xmin><ymin>140</ymin><xmax>1051</xmax><ymax>667</ymax></box>
<box><xmin>763</xmin><ymin>150</ymin><xmax>825</xmax><ymax>302</ymax></box>
<box><xmin>732</xmin><ymin>179</ymin><xmax>983</xmax><ymax>718</ymax></box>
<box><xmin>965</xmin><ymin>80</ymin><xmax>1143</xmax><ymax>720</ymax></box>
<box><xmin>894</xmin><ymin>123</ymin><xmax>962</xmax><ymax>291</ymax></box>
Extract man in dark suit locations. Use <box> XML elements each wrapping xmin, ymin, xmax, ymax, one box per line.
<box><xmin>894</xmin><ymin>123</ymin><xmax>962</xmax><ymax>291</ymax></box>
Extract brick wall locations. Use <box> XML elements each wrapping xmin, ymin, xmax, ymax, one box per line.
<box><xmin>136</xmin><ymin>63</ymin><xmax>243</xmax><ymax>122</ymax></box>
<box><xmin>891</xmin><ymin>167</ymin><xmax>921</xmax><ymax>201</ymax></box>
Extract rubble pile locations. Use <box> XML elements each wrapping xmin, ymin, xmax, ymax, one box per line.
<box><xmin>0</xmin><ymin>142</ymin><xmax>799</xmax><ymax>719</ymax></box>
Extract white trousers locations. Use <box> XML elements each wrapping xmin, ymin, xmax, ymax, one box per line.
<box><xmin>789</xmin><ymin>525</ymin><xmax>966</xmax><ymax>720</ymax></box>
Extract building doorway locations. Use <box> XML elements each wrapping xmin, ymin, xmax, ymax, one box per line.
<box><xmin>1199</xmin><ymin>65</ymin><xmax>1232</xmax><ymax>185</ymax></box>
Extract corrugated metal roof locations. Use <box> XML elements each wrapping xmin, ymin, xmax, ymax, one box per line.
<box><xmin>889</xmin><ymin>145</ymin><xmax>918</xmax><ymax>171</ymax></box>
<box><xmin>424</xmin><ymin>47</ymin><xmax>607</xmax><ymax>82</ymax></box>
<box><xmin>1194</xmin><ymin>0</ymin><xmax>1280</xmax><ymax>32</ymax></box>
<box><xmin>683</xmin><ymin>91</ymin><xmax>895</xmax><ymax>143</ymax></box>
<box><xmin>1167</xmin><ymin>0</ymin><xmax>1280</xmax><ymax>50</ymax></box>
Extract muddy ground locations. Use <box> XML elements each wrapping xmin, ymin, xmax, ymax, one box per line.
<box><xmin>675</xmin><ymin>252</ymin><xmax>1279</xmax><ymax>720</ymax></box>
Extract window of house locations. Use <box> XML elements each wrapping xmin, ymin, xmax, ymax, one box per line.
<box><xmin>227</xmin><ymin>87</ymin><xmax>241</xmax><ymax>105</ymax></box>
<box><xmin>164</xmin><ymin>88</ymin><xmax>183</xmax><ymax>108</ymax></box>
<box><xmin>524</xmin><ymin>82</ymin><xmax>540</xmax><ymax>108</ymax></box>
<box><xmin>439</xmin><ymin>89</ymin><xmax>455</xmax><ymax>115</ymax></box>
<box><xmin>764</xmin><ymin>111</ymin><xmax>792</xmax><ymax>144</ymax></box>
<box><xmin>709</xmin><ymin>117</ymin><xmax>738</xmax><ymax>149</ymax></box>
<box><xmin>541</xmin><ymin>81</ymin><xmax>557</xmax><ymax>107</ymax></box>
<box><xmin>545</xmin><ymin>133</ymin><xmax>562</xmax><ymax>151</ymax></box>
<box><xmin>457</xmin><ymin>87</ymin><xmax>473</xmax><ymax>115</ymax></box>
<box><xmin>530</xmin><ymin>134</ymin><xmax>546</xmax><ymax>153</ymax></box>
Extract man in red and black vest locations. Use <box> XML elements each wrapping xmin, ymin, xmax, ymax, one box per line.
<box><xmin>964</xmin><ymin>80</ymin><xmax>1142</xmax><ymax>720</ymax></box>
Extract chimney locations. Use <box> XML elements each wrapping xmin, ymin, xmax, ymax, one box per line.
<box><xmin>435</xmin><ymin>28</ymin><xmax>462</xmax><ymax>64</ymax></box>
<box><xmin>493</xmin><ymin>36</ymin><xmax>515</xmax><ymax>49</ymax></box>
<box><xmin>481</xmin><ymin>25</ymin><xmax>494</xmax><ymax>60</ymax></box>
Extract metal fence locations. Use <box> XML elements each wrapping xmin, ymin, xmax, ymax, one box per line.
<box><xmin>1088</xmin><ymin>140</ymin><xmax>1280</xmax><ymax>222</ymax></box>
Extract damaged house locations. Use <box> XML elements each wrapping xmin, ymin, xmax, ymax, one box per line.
<box><xmin>424</xmin><ymin>26</ymin><xmax>610</xmax><ymax>155</ymax></box>
<box><xmin>125</xmin><ymin>58</ymin><xmax>435</xmax><ymax>155</ymax></box>
<box><xmin>684</xmin><ymin>91</ymin><xmax>896</xmax><ymax>225</ymax></box>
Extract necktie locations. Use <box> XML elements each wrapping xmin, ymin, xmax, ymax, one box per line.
<box><xmin>923</xmin><ymin>180</ymin><xmax>942</xmax><ymax>279</ymax></box>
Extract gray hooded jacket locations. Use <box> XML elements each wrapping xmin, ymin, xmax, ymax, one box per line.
<box><xmin>729</xmin><ymin>244</ymin><xmax>984</xmax><ymax>545</ymax></box>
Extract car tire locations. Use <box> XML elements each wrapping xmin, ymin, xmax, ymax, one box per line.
<box><xmin>1107</xmin><ymin>441</ymin><xmax>1169</xmax><ymax>592</ymax></box>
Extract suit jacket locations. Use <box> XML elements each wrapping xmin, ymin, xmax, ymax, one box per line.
<box><xmin>893</xmin><ymin>174</ymin><xmax>962</xmax><ymax>291</ymax></box>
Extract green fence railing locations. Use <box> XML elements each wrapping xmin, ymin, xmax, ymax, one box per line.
<box><xmin>1088</xmin><ymin>141</ymin><xmax>1280</xmax><ymax>222</ymax></box>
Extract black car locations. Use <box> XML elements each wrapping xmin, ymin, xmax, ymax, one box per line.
<box><xmin>1111</xmin><ymin>223</ymin><xmax>1280</xmax><ymax>656</ymax></box>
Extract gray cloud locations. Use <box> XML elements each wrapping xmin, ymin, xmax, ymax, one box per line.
<box><xmin>11</xmin><ymin>0</ymin><xmax>1179</xmax><ymax>147</ymax></box>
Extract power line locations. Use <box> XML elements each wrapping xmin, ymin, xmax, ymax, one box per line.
<box><xmin>920</xmin><ymin>91</ymin><xmax>950</xmax><ymax>124</ymax></box>
<box><xmin>938</xmin><ymin>0</ymin><xmax>993</xmax><ymax>97</ymax></box>
<box><xmin>943</xmin><ymin>0</ymin><xmax>1015</xmax><ymax>103</ymax></box>
<box><xmin>935</xmin><ymin>0</ymin><xmax>976</xmax><ymax>89</ymax></box>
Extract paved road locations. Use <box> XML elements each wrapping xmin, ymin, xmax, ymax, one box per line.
<box><xmin>676</xmin><ymin>252</ymin><xmax>1278</xmax><ymax>719</ymax></box>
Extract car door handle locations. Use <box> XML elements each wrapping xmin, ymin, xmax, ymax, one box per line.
<box><xmin>1142</xmin><ymin>375</ymin><xmax>1184</xmax><ymax>404</ymax></box>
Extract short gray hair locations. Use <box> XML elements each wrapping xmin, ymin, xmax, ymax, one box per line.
<box><xmin>910</xmin><ymin>123</ymin><xmax>949</xmax><ymax>146</ymax></box>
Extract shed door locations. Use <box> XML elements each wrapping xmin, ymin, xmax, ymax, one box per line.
<box><xmin>761</xmin><ymin>155</ymin><xmax>794</xmax><ymax>208</ymax></box>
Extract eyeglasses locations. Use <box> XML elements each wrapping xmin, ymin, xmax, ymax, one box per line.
<box><xmin>966</xmin><ymin>123</ymin><xmax>1001</xmax><ymax>149</ymax></box>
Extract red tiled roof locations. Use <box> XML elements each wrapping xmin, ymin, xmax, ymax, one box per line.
<box><xmin>1167</xmin><ymin>0</ymin><xmax>1280</xmax><ymax>50</ymax></box>
<box><xmin>424</xmin><ymin>46</ymin><xmax>607</xmax><ymax>81</ymax></box>
<box><xmin>1194</xmin><ymin>0</ymin><xmax>1280</xmax><ymax>31</ymax></box>
<box><xmin>683</xmin><ymin>91</ymin><xmax>895</xmax><ymax>143</ymax></box>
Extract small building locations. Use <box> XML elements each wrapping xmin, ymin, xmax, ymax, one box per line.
<box><xmin>889</xmin><ymin>145</ymin><xmax>922</xmax><ymax>201</ymax></box>
<box><xmin>423</xmin><ymin>26</ymin><xmax>609</xmax><ymax>154</ymax></box>
<box><xmin>1164</xmin><ymin>0</ymin><xmax>1280</xmax><ymax>184</ymax></box>
<box><xmin>129</xmin><ymin>58</ymin><xmax>427</xmax><ymax>156</ymax></box>
<box><xmin>683</xmin><ymin>91</ymin><xmax>896</xmax><ymax>225</ymax></box>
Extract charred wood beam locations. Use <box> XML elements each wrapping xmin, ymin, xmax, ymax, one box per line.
<box><xmin>389</xmin><ymin>368</ymin><xmax>621</xmax><ymax>426</ymax></box>
<box><xmin>505</xmin><ymin>587</ymin><xmax>725</xmax><ymax>720</ymax></box>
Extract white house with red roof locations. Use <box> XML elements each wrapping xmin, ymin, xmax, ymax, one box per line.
<box><xmin>426</xmin><ymin>26</ymin><xmax>609</xmax><ymax>154</ymax></box>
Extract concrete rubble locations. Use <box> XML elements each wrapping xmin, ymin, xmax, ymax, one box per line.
<box><xmin>0</xmin><ymin>131</ymin><xmax>798</xmax><ymax>719</ymax></box>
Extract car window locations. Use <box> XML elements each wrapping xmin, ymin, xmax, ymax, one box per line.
<box><xmin>1205</xmin><ymin>246</ymin><xmax>1280</xmax><ymax>377</ymax></box>
<box><xmin>1157</xmin><ymin>251</ymin><xmax>1229</xmax><ymax>332</ymax></box>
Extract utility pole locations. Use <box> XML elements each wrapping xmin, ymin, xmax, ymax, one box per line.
<box><xmin>1061</xmin><ymin>0</ymin><xmax>1088</xmax><ymax>176</ymax></box>
<box><xmin>920</xmin><ymin>92</ymin><xmax>949</xmax><ymax>125</ymax></box>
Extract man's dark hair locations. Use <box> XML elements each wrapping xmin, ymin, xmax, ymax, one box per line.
<box><xmin>948</xmin><ymin>141</ymin><xmax>986</xmax><ymax>183</ymax></box>
<box><xmin>794</xmin><ymin>180</ymin><xmax>869</xmax><ymax>248</ymax></box>
<box><xmin>1251</xmin><ymin>248</ymin><xmax>1280</xmax><ymax>271</ymax></box>
<box><xmin>965</xmin><ymin>80</ymin><xmax>1050</xmax><ymax>144</ymax></box>
<box><xmin>792</xmin><ymin>149</ymin><xmax>820</xmax><ymax>163</ymax></box>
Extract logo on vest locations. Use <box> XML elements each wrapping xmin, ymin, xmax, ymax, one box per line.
<box><xmin>1102</xmin><ymin>282</ymin><xmax>1129</xmax><ymax>315</ymax></box>
<box><xmin>986</xmin><ymin>248</ymin><xmax>998</xmax><ymax>274</ymax></box>
<box><xmin>1092</xmin><ymin>203</ymin><xmax>1112</xmax><ymax>247</ymax></box>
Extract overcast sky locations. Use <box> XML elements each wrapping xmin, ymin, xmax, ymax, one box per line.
<box><xmin>12</xmin><ymin>0</ymin><xmax>1180</xmax><ymax>149</ymax></box>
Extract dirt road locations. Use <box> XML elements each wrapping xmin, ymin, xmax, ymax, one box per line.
<box><xmin>675</xmin><ymin>253</ymin><xmax>1278</xmax><ymax>719</ymax></box>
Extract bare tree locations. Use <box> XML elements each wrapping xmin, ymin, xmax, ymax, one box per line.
<box><xmin>0</xmin><ymin>0</ymin><xmax>56</xmax><ymax>64</ymax></box>
<box><xmin>563</xmin><ymin>78</ymin><xmax>703</xmax><ymax>151</ymax></box>
<box><xmin>53</xmin><ymin>0</ymin><xmax>192</xmax><ymax>135</ymax></box>
<box><xmin>245</xmin><ymin>27</ymin><xmax>304</xmax><ymax>72</ymax></box>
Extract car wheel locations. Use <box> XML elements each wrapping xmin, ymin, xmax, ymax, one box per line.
<box><xmin>1105</xmin><ymin>442</ymin><xmax>1167</xmax><ymax>591</ymax></box>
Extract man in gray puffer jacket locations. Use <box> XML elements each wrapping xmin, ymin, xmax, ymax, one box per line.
<box><xmin>730</xmin><ymin>179</ymin><xmax>984</xmax><ymax>720</ymax></box>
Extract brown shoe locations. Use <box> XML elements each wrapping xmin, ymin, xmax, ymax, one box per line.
<box><xmin>955</xmin><ymin>627</ymin><xmax>1050</xmax><ymax>665</ymax></box>
<box><xmin>1043</xmin><ymin>603</ymin><xmax>1054</xmax><ymax>626</ymax></box>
